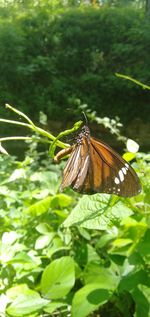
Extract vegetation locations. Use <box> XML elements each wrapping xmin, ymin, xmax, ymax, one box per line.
<box><xmin>0</xmin><ymin>1</ymin><xmax>149</xmax><ymax>316</ymax></box>
<box><xmin>0</xmin><ymin>0</ymin><xmax>149</xmax><ymax>124</ymax></box>
<box><xmin>0</xmin><ymin>105</ymin><xmax>149</xmax><ymax>317</ymax></box>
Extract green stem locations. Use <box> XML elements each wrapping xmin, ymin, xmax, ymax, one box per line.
<box><xmin>0</xmin><ymin>113</ymin><xmax>69</xmax><ymax>150</ymax></box>
<box><xmin>0</xmin><ymin>136</ymin><xmax>32</xmax><ymax>142</ymax></box>
<box><xmin>0</xmin><ymin>118</ymin><xmax>31</xmax><ymax>128</ymax></box>
<box><xmin>6</xmin><ymin>104</ymin><xmax>35</xmax><ymax>126</ymax></box>
<box><xmin>115</xmin><ymin>73</ymin><xmax>150</xmax><ymax>90</ymax></box>
<box><xmin>49</xmin><ymin>120</ymin><xmax>83</xmax><ymax>157</ymax></box>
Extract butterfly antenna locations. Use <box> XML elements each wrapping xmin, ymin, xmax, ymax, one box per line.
<box><xmin>82</xmin><ymin>111</ymin><xmax>88</xmax><ymax>126</ymax></box>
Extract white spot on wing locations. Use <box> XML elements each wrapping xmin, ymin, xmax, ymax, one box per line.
<box><xmin>119</xmin><ymin>170</ymin><xmax>124</xmax><ymax>182</ymax></box>
<box><xmin>114</xmin><ymin>177</ymin><xmax>120</xmax><ymax>185</ymax></box>
<box><xmin>125</xmin><ymin>163</ymin><xmax>129</xmax><ymax>170</ymax></box>
<box><xmin>122</xmin><ymin>167</ymin><xmax>127</xmax><ymax>175</ymax></box>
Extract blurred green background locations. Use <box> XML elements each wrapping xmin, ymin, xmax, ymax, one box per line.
<box><xmin>0</xmin><ymin>0</ymin><xmax>149</xmax><ymax>152</ymax></box>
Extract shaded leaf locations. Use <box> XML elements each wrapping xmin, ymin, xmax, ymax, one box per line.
<box><xmin>132</xmin><ymin>286</ymin><xmax>150</xmax><ymax>317</ymax></box>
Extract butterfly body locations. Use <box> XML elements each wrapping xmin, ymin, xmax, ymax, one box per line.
<box><xmin>55</xmin><ymin>125</ymin><xmax>141</xmax><ymax>197</ymax></box>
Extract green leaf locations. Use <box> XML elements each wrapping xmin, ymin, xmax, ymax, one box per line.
<box><xmin>41</xmin><ymin>256</ymin><xmax>75</xmax><ymax>299</ymax></box>
<box><xmin>122</xmin><ymin>152</ymin><xmax>136</xmax><ymax>161</ymax></box>
<box><xmin>50</xmin><ymin>193</ymin><xmax>72</xmax><ymax>208</ymax></box>
<box><xmin>72</xmin><ymin>284</ymin><xmax>112</xmax><ymax>317</ymax></box>
<box><xmin>137</xmin><ymin>229</ymin><xmax>150</xmax><ymax>257</ymax></box>
<box><xmin>96</xmin><ymin>231</ymin><xmax>117</xmax><ymax>248</ymax></box>
<box><xmin>83</xmin><ymin>262</ymin><xmax>120</xmax><ymax>291</ymax></box>
<box><xmin>118</xmin><ymin>270</ymin><xmax>150</xmax><ymax>292</ymax></box>
<box><xmin>30</xmin><ymin>171</ymin><xmax>60</xmax><ymax>195</ymax></box>
<box><xmin>63</xmin><ymin>194</ymin><xmax>133</xmax><ymax>230</ymax></box>
<box><xmin>35</xmin><ymin>233</ymin><xmax>54</xmax><ymax>250</ymax></box>
<box><xmin>132</xmin><ymin>286</ymin><xmax>150</xmax><ymax>317</ymax></box>
<box><xmin>25</xmin><ymin>196</ymin><xmax>52</xmax><ymax>216</ymax></box>
<box><xmin>111</xmin><ymin>238</ymin><xmax>133</xmax><ymax>248</ymax></box>
<box><xmin>35</xmin><ymin>223</ymin><xmax>52</xmax><ymax>234</ymax></box>
<box><xmin>8</xmin><ymin>168</ymin><xmax>26</xmax><ymax>182</ymax></box>
<box><xmin>0</xmin><ymin>294</ymin><xmax>9</xmax><ymax>315</ymax></box>
<box><xmin>6</xmin><ymin>289</ymin><xmax>48</xmax><ymax>316</ymax></box>
<box><xmin>6</xmin><ymin>285</ymin><xmax>30</xmax><ymax>300</ymax></box>
<box><xmin>78</xmin><ymin>228</ymin><xmax>91</xmax><ymax>240</ymax></box>
<box><xmin>44</xmin><ymin>301</ymin><xmax>67</xmax><ymax>314</ymax></box>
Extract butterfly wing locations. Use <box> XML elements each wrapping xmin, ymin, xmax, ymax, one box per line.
<box><xmin>60</xmin><ymin>137</ymin><xmax>90</xmax><ymax>192</ymax></box>
<box><xmin>77</xmin><ymin>137</ymin><xmax>141</xmax><ymax>197</ymax></box>
<box><xmin>58</xmin><ymin>124</ymin><xmax>141</xmax><ymax>197</ymax></box>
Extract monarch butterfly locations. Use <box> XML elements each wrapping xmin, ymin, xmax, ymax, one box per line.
<box><xmin>54</xmin><ymin>125</ymin><xmax>141</xmax><ymax>197</ymax></box>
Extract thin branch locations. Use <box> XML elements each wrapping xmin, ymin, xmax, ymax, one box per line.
<box><xmin>115</xmin><ymin>73</ymin><xmax>150</xmax><ymax>90</ymax></box>
<box><xmin>0</xmin><ymin>136</ymin><xmax>32</xmax><ymax>142</ymax></box>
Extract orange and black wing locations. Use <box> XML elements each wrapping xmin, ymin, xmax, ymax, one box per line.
<box><xmin>56</xmin><ymin>125</ymin><xmax>141</xmax><ymax>197</ymax></box>
<box><xmin>76</xmin><ymin>137</ymin><xmax>141</xmax><ymax>197</ymax></box>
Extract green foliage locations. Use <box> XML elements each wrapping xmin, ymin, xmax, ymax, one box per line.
<box><xmin>0</xmin><ymin>4</ymin><xmax>149</xmax><ymax>123</ymax></box>
<box><xmin>0</xmin><ymin>137</ymin><xmax>149</xmax><ymax>316</ymax></box>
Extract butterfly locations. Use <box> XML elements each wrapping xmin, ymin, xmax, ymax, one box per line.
<box><xmin>54</xmin><ymin>125</ymin><xmax>141</xmax><ymax>197</ymax></box>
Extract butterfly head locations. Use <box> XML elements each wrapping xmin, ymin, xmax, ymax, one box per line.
<box><xmin>76</xmin><ymin>125</ymin><xmax>90</xmax><ymax>145</ymax></box>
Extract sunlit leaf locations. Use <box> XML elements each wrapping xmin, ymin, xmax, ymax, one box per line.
<box><xmin>83</xmin><ymin>262</ymin><xmax>120</xmax><ymax>290</ymax></box>
<box><xmin>122</xmin><ymin>152</ymin><xmax>136</xmax><ymax>161</ymax></box>
<box><xmin>63</xmin><ymin>194</ymin><xmax>133</xmax><ymax>230</ymax></box>
<box><xmin>41</xmin><ymin>256</ymin><xmax>75</xmax><ymax>299</ymax></box>
<box><xmin>35</xmin><ymin>234</ymin><xmax>54</xmax><ymax>250</ymax></box>
<box><xmin>6</xmin><ymin>289</ymin><xmax>48</xmax><ymax>316</ymax></box>
<box><xmin>72</xmin><ymin>284</ymin><xmax>112</xmax><ymax>317</ymax></box>
<box><xmin>8</xmin><ymin>168</ymin><xmax>26</xmax><ymax>182</ymax></box>
<box><xmin>25</xmin><ymin>196</ymin><xmax>52</xmax><ymax>216</ymax></box>
<box><xmin>44</xmin><ymin>301</ymin><xmax>67</xmax><ymax>314</ymax></box>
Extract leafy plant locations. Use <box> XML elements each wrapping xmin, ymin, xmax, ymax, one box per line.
<box><xmin>0</xmin><ymin>105</ymin><xmax>149</xmax><ymax>316</ymax></box>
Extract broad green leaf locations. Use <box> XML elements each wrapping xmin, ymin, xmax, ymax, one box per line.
<box><xmin>6</xmin><ymin>285</ymin><xmax>29</xmax><ymax>300</ymax></box>
<box><xmin>122</xmin><ymin>152</ymin><xmax>136</xmax><ymax>161</ymax></box>
<box><xmin>75</xmin><ymin>262</ymin><xmax>82</xmax><ymax>279</ymax></box>
<box><xmin>9</xmin><ymin>252</ymin><xmax>37</xmax><ymax>265</ymax></box>
<box><xmin>78</xmin><ymin>228</ymin><xmax>91</xmax><ymax>240</ymax></box>
<box><xmin>41</xmin><ymin>256</ymin><xmax>75</xmax><ymax>299</ymax></box>
<box><xmin>96</xmin><ymin>230</ymin><xmax>117</xmax><ymax>248</ymax></box>
<box><xmin>44</xmin><ymin>301</ymin><xmax>67</xmax><ymax>314</ymax></box>
<box><xmin>2</xmin><ymin>231</ymin><xmax>20</xmax><ymax>245</ymax></box>
<box><xmin>35</xmin><ymin>234</ymin><xmax>54</xmax><ymax>250</ymax></box>
<box><xmin>35</xmin><ymin>223</ymin><xmax>52</xmax><ymax>234</ymax></box>
<box><xmin>25</xmin><ymin>196</ymin><xmax>52</xmax><ymax>216</ymax></box>
<box><xmin>72</xmin><ymin>284</ymin><xmax>112</xmax><ymax>317</ymax></box>
<box><xmin>63</xmin><ymin>194</ymin><xmax>133</xmax><ymax>230</ymax></box>
<box><xmin>6</xmin><ymin>290</ymin><xmax>48</xmax><ymax>316</ymax></box>
<box><xmin>118</xmin><ymin>270</ymin><xmax>150</xmax><ymax>292</ymax></box>
<box><xmin>132</xmin><ymin>286</ymin><xmax>150</xmax><ymax>317</ymax></box>
<box><xmin>30</xmin><ymin>171</ymin><xmax>60</xmax><ymax>195</ymax></box>
<box><xmin>86</xmin><ymin>244</ymin><xmax>100</xmax><ymax>263</ymax></box>
<box><xmin>83</xmin><ymin>263</ymin><xmax>120</xmax><ymax>291</ymax></box>
<box><xmin>46</xmin><ymin>237</ymin><xmax>64</xmax><ymax>258</ymax></box>
<box><xmin>0</xmin><ymin>294</ymin><xmax>10</xmax><ymax>315</ymax></box>
<box><xmin>74</xmin><ymin>243</ymin><xmax>100</xmax><ymax>267</ymax></box>
<box><xmin>111</xmin><ymin>238</ymin><xmax>133</xmax><ymax>248</ymax></box>
<box><xmin>137</xmin><ymin>229</ymin><xmax>150</xmax><ymax>257</ymax></box>
<box><xmin>50</xmin><ymin>193</ymin><xmax>72</xmax><ymax>208</ymax></box>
